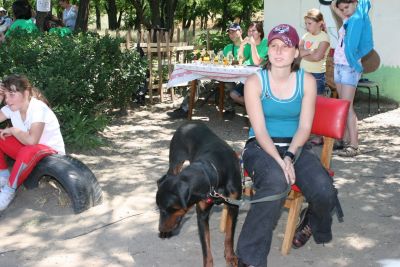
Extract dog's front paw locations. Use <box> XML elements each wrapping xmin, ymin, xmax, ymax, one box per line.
<box><xmin>225</xmin><ymin>253</ymin><xmax>238</xmax><ymax>267</ymax></box>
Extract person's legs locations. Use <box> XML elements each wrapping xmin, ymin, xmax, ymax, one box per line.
<box><xmin>334</xmin><ymin>64</ymin><xmax>361</xmax><ymax>156</ymax></box>
<box><xmin>338</xmin><ymin>84</ymin><xmax>358</xmax><ymax>146</ymax></box>
<box><xmin>230</xmin><ymin>83</ymin><xmax>245</xmax><ymax>106</ymax></box>
<box><xmin>294</xmin><ymin>146</ymin><xmax>336</xmax><ymax>242</ymax></box>
<box><xmin>0</xmin><ymin>140</ymin><xmax>56</xmax><ymax>211</ymax></box>
<box><xmin>236</xmin><ymin>141</ymin><xmax>287</xmax><ymax>267</ymax></box>
<box><xmin>0</xmin><ymin>136</ymin><xmax>24</xmax><ymax>187</ymax></box>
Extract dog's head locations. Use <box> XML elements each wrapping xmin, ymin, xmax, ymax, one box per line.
<box><xmin>156</xmin><ymin>174</ymin><xmax>191</xmax><ymax>238</ymax></box>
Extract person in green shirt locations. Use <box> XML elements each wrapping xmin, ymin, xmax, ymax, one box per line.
<box><xmin>3</xmin><ymin>0</ymin><xmax>38</xmax><ymax>39</ymax></box>
<box><xmin>228</xmin><ymin>22</ymin><xmax>268</xmax><ymax>108</ymax></box>
<box><xmin>44</xmin><ymin>14</ymin><xmax>72</xmax><ymax>37</ymax></box>
<box><xmin>222</xmin><ymin>23</ymin><xmax>243</xmax><ymax>58</ymax></box>
<box><xmin>239</xmin><ymin>22</ymin><xmax>268</xmax><ymax>66</ymax></box>
<box><xmin>167</xmin><ymin>23</ymin><xmax>244</xmax><ymax>120</ymax></box>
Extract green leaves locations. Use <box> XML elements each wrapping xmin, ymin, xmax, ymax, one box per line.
<box><xmin>0</xmin><ymin>31</ymin><xmax>147</xmax><ymax>150</ymax></box>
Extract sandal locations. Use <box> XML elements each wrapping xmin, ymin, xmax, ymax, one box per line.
<box><xmin>333</xmin><ymin>140</ymin><xmax>345</xmax><ymax>150</ymax></box>
<box><xmin>292</xmin><ymin>208</ymin><xmax>313</xmax><ymax>249</ymax></box>
<box><xmin>337</xmin><ymin>145</ymin><xmax>360</xmax><ymax>157</ymax></box>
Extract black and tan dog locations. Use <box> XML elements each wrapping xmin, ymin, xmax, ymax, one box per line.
<box><xmin>156</xmin><ymin>121</ymin><xmax>242</xmax><ymax>267</ymax></box>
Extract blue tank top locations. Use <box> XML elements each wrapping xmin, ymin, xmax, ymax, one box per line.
<box><xmin>248</xmin><ymin>68</ymin><xmax>304</xmax><ymax>138</ymax></box>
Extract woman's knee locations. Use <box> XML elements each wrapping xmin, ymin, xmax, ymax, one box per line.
<box><xmin>309</xmin><ymin>185</ymin><xmax>336</xmax><ymax>211</ymax></box>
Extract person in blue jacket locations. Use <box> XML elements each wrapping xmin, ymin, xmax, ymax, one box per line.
<box><xmin>330</xmin><ymin>0</ymin><xmax>373</xmax><ymax>157</ymax></box>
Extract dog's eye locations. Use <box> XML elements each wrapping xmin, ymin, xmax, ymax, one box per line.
<box><xmin>167</xmin><ymin>207</ymin><xmax>179</xmax><ymax>213</ymax></box>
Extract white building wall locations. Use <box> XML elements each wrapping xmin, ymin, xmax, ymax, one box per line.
<box><xmin>263</xmin><ymin>0</ymin><xmax>400</xmax><ymax>68</ymax></box>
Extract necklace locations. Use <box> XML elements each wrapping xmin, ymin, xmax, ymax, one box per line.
<box><xmin>269</xmin><ymin>71</ymin><xmax>295</xmax><ymax>100</ymax></box>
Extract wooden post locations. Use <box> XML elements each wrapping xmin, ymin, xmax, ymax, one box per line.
<box><xmin>147</xmin><ymin>30</ymin><xmax>153</xmax><ymax>103</ymax></box>
<box><xmin>157</xmin><ymin>30</ymin><xmax>163</xmax><ymax>102</ymax></box>
<box><xmin>166</xmin><ymin>31</ymin><xmax>174</xmax><ymax>102</ymax></box>
<box><xmin>176</xmin><ymin>28</ymin><xmax>181</xmax><ymax>63</ymax></box>
<box><xmin>125</xmin><ymin>28</ymin><xmax>131</xmax><ymax>50</ymax></box>
<box><xmin>206</xmin><ymin>29</ymin><xmax>210</xmax><ymax>51</ymax></box>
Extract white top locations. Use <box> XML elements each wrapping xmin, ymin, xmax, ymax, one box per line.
<box><xmin>334</xmin><ymin>21</ymin><xmax>348</xmax><ymax>66</ymax></box>
<box><xmin>1</xmin><ymin>97</ymin><xmax>65</xmax><ymax>154</ymax></box>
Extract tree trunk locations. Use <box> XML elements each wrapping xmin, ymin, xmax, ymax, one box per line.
<box><xmin>95</xmin><ymin>4</ymin><xmax>101</xmax><ymax>30</ymax></box>
<box><xmin>149</xmin><ymin>0</ymin><xmax>161</xmax><ymax>29</ymax></box>
<box><xmin>220</xmin><ymin>0</ymin><xmax>233</xmax><ymax>29</ymax></box>
<box><xmin>131</xmin><ymin>0</ymin><xmax>149</xmax><ymax>31</ymax></box>
<box><xmin>35</xmin><ymin>11</ymin><xmax>49</xmax><ymax>31</ymax></box>
<box><xmin>117</xmin><ymin>11</ymin><xmax>123</xmax><ymax>28</ymax></box>
<box><xmin>76</xmin><ymin>0</ymin><xmax>90</xmax><ymax>32</ymax></box>
<box><xmin>106</xmin><ymin>0</ymin><xmax>118</xmax><ymax>30</ymax></box>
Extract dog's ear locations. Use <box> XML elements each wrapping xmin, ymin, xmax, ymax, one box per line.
<box><xmin>157</xmin><ymin>174</ymin><xmax>167</xmax><ymax>187</ymax></box>
<box><xmin>177</xmin><ymin>181</ymin><xmax>191</xmax><ymax>209</ymax></box>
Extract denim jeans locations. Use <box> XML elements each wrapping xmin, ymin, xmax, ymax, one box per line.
<box><xmin>236</xmin><ymin>140</ymin><xmax>336</xmax><ymax>267</ymax></box>
<box><xmin>311</xmin><ymin>72</ymin><xmax>326</xmax><ymax>95</ymax></box>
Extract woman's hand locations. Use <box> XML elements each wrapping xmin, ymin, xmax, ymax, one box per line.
<box><xmin>278</xmin><ymin>157</ymin><xmax>296</xmax><ymax>185</ymax></box>
<box><xmin>0</xmin><ymin>127</ymin><xmax>13</xmax><ymax>140</ymax></box>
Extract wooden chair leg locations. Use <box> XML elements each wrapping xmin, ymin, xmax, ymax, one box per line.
<box><xmin>188</xmin><ymin>80</ymin><xmax>197</xmax><ymax>120</ymax></box>
<box><xmin>281</xmin><ymin>192</ymin><xmax>304</xmax><ymax>255</ymax></box>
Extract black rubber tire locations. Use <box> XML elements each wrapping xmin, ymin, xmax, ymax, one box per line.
<box><xmin>24</xmin><ymin>154</ymin><xmax>103</xmax><ymax>214</ymax></box>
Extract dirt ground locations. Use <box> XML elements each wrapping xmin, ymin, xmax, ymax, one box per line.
<box><xmin>0</xmin><ymin>91</ymin><xmax>399</xmax><ymax>267</ymax></box>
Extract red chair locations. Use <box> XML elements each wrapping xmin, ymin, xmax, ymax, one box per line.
<box><xmin>220</xmin><ymin>96</ymin><xmax>350</xmax><ymax>255</ymax></box>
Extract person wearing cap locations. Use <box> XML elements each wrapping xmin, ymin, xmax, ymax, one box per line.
<box><xmin>166</xmin><ymin>23</ymin><xmax>243</xmax><ymax>120</ymax></box>
<box><xmin>228</xmin><ymin>22</ymin><xmax>268</xmax><ymax>108</ymax></box>
<box><xmin>236</xmin><ymin>24</ymin><xmax>336</xmax><ymax>267</ymax></box>
<box><xmin>222</xmin><ymin>23</ymin><xmax>243</xmax><ymax>58</ymax></box>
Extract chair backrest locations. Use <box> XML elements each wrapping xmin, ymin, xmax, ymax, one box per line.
<box><xmin>311</xmin><ymin>96</ymin><xmax>350</xmax><ymax>169</ymax></box>
<box><xmin>311</xmin><ymin>96</ymin><xmax>350</xmax><ymax>139</ymax></box>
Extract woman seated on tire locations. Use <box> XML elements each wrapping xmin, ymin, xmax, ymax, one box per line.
<box><xmin>0</xmin><ymin>74</ymin><xmax>65</xmax><ymax>211</ymax></box>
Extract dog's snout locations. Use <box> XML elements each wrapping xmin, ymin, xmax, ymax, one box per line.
<box><xmin>159</xmin><ymin>231</ymin><xmax>172</xmax><ymax>239</ymax></box>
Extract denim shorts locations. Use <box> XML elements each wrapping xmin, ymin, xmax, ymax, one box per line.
<box><xmin>311</xmin><ymin>72</ymin><xmax>326</xmax><ymax>95</ymax></box>
<box><xmin>334</xmin><ymin>64</ymin><xmax>361</xmax><ymax>87</ymax></box>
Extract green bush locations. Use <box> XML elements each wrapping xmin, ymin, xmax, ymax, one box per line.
<box><xmin>194</xmin><ymin>30</ymin><xmax>230</xmax><ymax>53</ymax></box>
<box><xmin>0</xmin><ymin>30</ymin><xmax>147</xmax><ymax>150</ymax></box>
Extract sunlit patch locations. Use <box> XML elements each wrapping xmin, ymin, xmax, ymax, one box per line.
<box><xmin>343</xmin><ymin>234</ymin><xmax>376</xmax><ymax>250</ymax></box>
<box><xmin>383</xmin><ymin>177</ymin><xmax>400</xmax><ymax>185</ymax></box>
<box><xmin>360</xmin><ymin>205</ymin><xmax>374</xmax><ymax>211</ymax></box>
<box><xmin>377</xmin><ymin>259</ymin><xmax>400</xmax><ymax>267</ymax></box>
<box><xmin>334</xmin><ymin>177</ymin><xmax>356</xmax><ymax>187</ymax></box>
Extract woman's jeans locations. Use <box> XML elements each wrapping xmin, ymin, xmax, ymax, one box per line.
<box><xmin>236</xmin><ymin>140</ymin><xmax>336</xmax><ymax>267</ymax></box>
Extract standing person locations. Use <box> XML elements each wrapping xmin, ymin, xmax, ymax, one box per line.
<box><xmin>330</xmin><ymin>0</ymin><xmax>373</xmax><ymax>157</ymax></box>
<box><xmin>166</xmin><ymin>23</ymin><xmax>243</xmax><ymax>119</ymax></box>
<box><xmin>0</xmin><ymin>74</ymin><xmax>65</xmax><ymax>211</ymax></box>
<box><xmin>228</xmin><ymin>22</ymin><xmax>268</xmax><ymax>109</ymax></box>
<box><xmin>0</xmin><ymin>7</ymin><xmax>13</xmax><ymax>34</ymax></box>
<box><xmin>59</xmin><ymin>0</ymin><xmax>77</xmax><ymax>31</ymax></box>
<box><xmin>299</xmin><ymin>8</ymin><xmax>330</xmax><ymax>145</ymax></box>
<box><xmin>236</xmin><ymin>24</ymin><xmax>336</xmax><ymax>267</ymax></box>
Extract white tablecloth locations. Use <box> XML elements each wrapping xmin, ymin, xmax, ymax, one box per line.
<box><xmin>167</xmin><ymin>63</ymin><xmax>261</xmax><ymax>88</ymax></box>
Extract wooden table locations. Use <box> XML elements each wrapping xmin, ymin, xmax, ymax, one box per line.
<box><xmin>167</xmin><ymin>63</ymin><xmax>261</xmax><ymax>119</ymax></box>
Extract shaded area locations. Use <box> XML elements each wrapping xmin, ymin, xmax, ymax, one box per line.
<box><xmin>0</xmin><ymin>95</ymin><xmax>399</xmax><ymax>267</ymax></box>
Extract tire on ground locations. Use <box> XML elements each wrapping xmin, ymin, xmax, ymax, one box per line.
<box><xmin>24</xmin><ymin>154</ymin><xmax>103</xmax><ymax>213</ymax></box>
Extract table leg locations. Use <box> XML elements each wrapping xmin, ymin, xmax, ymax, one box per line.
<box><xmin>218</xmin><ymin>82</ymin><xmax>225</xmax><ymax>118</ymax></box>
<box><xmin>188</xmin><ymin>80</ymin><xmax>197</xmax><ymax>120</ymax></box>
